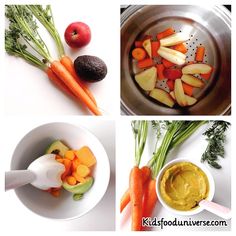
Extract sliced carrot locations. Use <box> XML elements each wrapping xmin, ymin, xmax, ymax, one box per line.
<box><xmin>56</xmin><ymin>158</ymin><xmax>64</xmax><ymax>164</ymax></box>
<box><xmin>156</xmin><ymin>64</ymin><xmax>165</xmax><ymax>80</ymax></box>
<box><xmin>151</xmin><ymin>41</ymin><xmax>160</xmax><ymax>57</ymax></box>
<box><xmin>72</xmin><ymin>171</ymin><xmax>86</xmax><ymax>183</ymax></box>
<box><xmin>132</xmin><ymin>48</ymin><xmax>146</xmax><ymax>61</ymax></box>
<box><xmin>71</xmin><ymin>157</ymin><xmax>81</xmax><ymax>172</ymax></box>
<box><xmin>75</xmin><ymin>146</ymin><xmax>97</xmax><ymax>167</ymax></box>
<box><xmin>61</xmin><ymin>159</ymin><xmax>72</xmax><ymax>181</ymax></box>
<box><xmin>167</xmin><ymin>80</ymin><xmax>174</xmax><ymax>91</ymax></box>
<box><xmin>162</xmin><ymin>58</ymin><xmax>175</xmax><ymax>68</ymax></box>
<box><xmin>201</xmin><ymin>67</ymin><xmax>214</xmax><ymax>80</ymax></box>
<box><xmin>157</xmin><ymin>27</ymin><xmax>175</xmax><ymax>40</ymax></box>
<box><xmin>195</xmin><ymin>46</ymin><xmax>205</xmax><ymax>62</ymax></box>
<box><xmin>64</xmin><ymin>150</ymin><xmax>75</xmax><ymax>161</ymax></box>
<box><xmin>76</xmin><ymin>164</ymin><xmax>90</xmax><ymax>177</ymax></box>
<box><xmin>137</xmin><ymin>58</ymin><xmax>154</xmax><ymax>69</ymax></box>
<box><xmin>50</xmin><ymin>61</ymin><xmax>101</xmax><ymax>115</ymax></box>
<box><xmin>120</xmin><ymin>166</ymin><xmax>151</xmax><ymax>213</ymax></box>
<box><xmin>66</xmin><ymin>176</ymin><xmax>77</xmax><ymax>185</ymax></box>
<box><xmin>60</xmin><ymin>56</ymin><xmax>97</xmax><ymax>107</ymax></box>
<box><xmin>172</xmin><ymin>43</ymin><xmax>188</xmax><ymax>54</ymax></box>
<box><xmin>182</xmin><ymin>82</ymin><xmax>194</xmax><ymax>96</ymax></box>
<box><xmin>135</xmin><ymin>41</ymin><xmax>143</xmax><ymax>48</ymax></box>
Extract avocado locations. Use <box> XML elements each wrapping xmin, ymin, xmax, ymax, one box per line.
<box><xmin>45</xmin><ymin>140</ymin><xmax>69</xmax><ymax>157</ymax></box>
<box><xmin>74</xmin><ymin>55</ymin><xmax>107</xmax><ymax>82</ymax></box>
<box><xmin>62</xmin><ymin>177</ymin><xmax>94</xmax><ymax>194</ymax></box>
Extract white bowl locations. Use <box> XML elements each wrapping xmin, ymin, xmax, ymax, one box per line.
<box><xmin>156</xmin><ymin>158</ymin><xmax>215</xmax><ymax>216</ymax></box>
<box><xmin>10</xmin><ymin>122</ymin><xmax>110</xmax><ymax>220</ymax></box>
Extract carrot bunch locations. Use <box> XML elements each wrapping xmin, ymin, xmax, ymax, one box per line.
<box><xmin>120</xmin><ymin>121</ymin><xmax>207</xmax><ymax>231</ymax></box>
<box><xmin>5</xmin><ymin>5</ymin><xmax>100</xmax><ymax>115</ymax></box>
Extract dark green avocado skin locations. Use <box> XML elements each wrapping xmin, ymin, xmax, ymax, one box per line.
<box><xmin>74</xmin><ymin>55</ymin><xmax>107</xmax><ymax>82</ymax></box>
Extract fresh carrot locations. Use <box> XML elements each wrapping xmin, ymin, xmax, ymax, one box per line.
<box><xmin>162</xmin><ymin>58</ymin><xmax>175</xmax><ymax>68</ymax></box>
<box><xmin>157</xmin><ymin>27</ymin><xmax>175</xmax><ymax>40</ymax></box>
<box><xmin>135</xmin><ymin>41</ymin><xmax>143</xmax><ymax>48</ymax></box>
<box><xmin>60</xmin><ymin>55</ymin><xmax>97</xmax><ymax>107</ymax></box>
<box><xmin>137</xmin><ymin>58</ymin><xmax>154</xmax><ymax>69</ymax></box>
<box><xmin>167</xmin><ymin>79</ymin><xmax>174</xmax><ymax>91</ymax></box>
<box><xmin>120</xmin><ymin>166</ymin><xmax>151</xmax><ymax>213</ymax></box>
<box><xmin>142</xmin><ymin>178</ymin><xmax>158</xmax><ymax>219</ymax></box>
<box><xmin>201</xmin><ymin>67</ymin><xmax>214</xmax><ymax>80</ymax></box>
<box><xmin>50</xmin><ymin>61</ymin><xmax>101</xmax><ymax>116</ymax></box>
<box><xmin>156</xmin><ymin>64</ymin><xmax>165</xmax><ymax>80</ymax></box>
<box><xmin>129</xmin><ymin>166</ymin><xmax>143</xmax><ymax>231</ymax></box>
<box><xmin>172</xmin><ymin>43</ymin><xmax>188</xmax><ymax>54</ymax></box>
<box><xmin>182</xmin><ymin>82</ymin><xmax>194</xmax><ymax>96</ymax></box>
<box><xmin>46</xmin><ymin>67</ymin><xmax>76</xmax><ymax>99</ymax></box>
<box><xmin>195</xmin><ymin>46</ymin><xmax>205</xmax><ymax>62</ymax></box>
<box><xmin>132</xmin><ymin>48</ymin><xmax>147</xmax><ymax>61</ymax></box>
<box><xmin>151</xmin><ymin>41</ymin><xmax>160</xmax><ymax>57</ymax></box>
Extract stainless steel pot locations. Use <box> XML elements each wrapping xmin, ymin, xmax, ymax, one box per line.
<box><xmin>121</xmin><ymin>5</ymin><xmax>231</xmax><ymax>115</ymax></box>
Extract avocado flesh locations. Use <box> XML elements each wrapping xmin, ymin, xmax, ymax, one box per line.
<box><xmin>45</xmin><ymin>140</ymin><xmax>69</xmax><ymax>157</ymax></box>
<box><xmin>62</xmin><ymin>177</ymin><xmax>94</xmax><ymax>194</ymax></box>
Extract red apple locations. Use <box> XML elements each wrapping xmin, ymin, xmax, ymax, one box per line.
<box><xmin>64</xmin><ymin>22</ymin><xmax>91</xmax><ymax>48</ymax></box>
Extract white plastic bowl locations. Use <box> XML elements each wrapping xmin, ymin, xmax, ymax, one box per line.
<box><xmin>10</xmin><ymin>122</ymin><xmax>110</xmax><ymax>220</ymax></box>
<box><xmin>156</xmin><ymin>158</ymin><xmax>215</xmax><ymax>216</ymax></box>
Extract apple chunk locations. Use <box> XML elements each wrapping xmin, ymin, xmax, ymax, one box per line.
<box><xmin>142</xmin><ymin>39</ymin><xmax>152</xmax><ymax>58</ymax></box>
<box><xmin>174</xmin><ymin>79</ymin><xmax>187</xmax><ymax>107</ymax></box>
<box><xmin>134</xmin><ymin>66</ymin><xmax>157</xmax><ymax>91</ymax></box>
<box><xmin>181</xmin><ymin>75</ymin><xmax>204</xmax><ymax>88</ymax></box>
<box><xmin>149</xmin><ymin>88</ymin><xmax>175</xmax><ymax>107</ymax></box>
<box><xmin>182</xmin><ymin>63</ymin><xmax>212</xmax><ymax>74</ymax></box>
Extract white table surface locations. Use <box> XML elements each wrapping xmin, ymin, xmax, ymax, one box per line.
<box><xmin>2</xmin><ymin>117</ymin><xmax>115</xmax><ymax>232</ymax></box>
<box><xmin>118</xmin><ymin>120</ymin><xmax>231</xmax><ymax>231</ymax></box>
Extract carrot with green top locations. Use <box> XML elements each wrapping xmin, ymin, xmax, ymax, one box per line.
<box><xmin>120</xmin><ymin>166</ymin><xmax>151</xmax><ymax>213</ymax></box>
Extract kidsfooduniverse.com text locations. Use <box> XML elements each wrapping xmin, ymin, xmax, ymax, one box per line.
<box><xmin>142</xmin><ymin>217</ymin><xmax>228</xmax><ymax>229</ymax></box>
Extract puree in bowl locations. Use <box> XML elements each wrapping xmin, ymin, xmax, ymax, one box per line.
<box><xmin>160</xmin><ymin>162</ymin><xmax>209</xmax><ymax>211</ymax></box>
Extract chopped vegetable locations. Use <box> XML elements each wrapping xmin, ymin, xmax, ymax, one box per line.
<box><xmin>75</xmin><ymin>146</ymin><xmax>97</xmax><ymax>167</ymax></box>
<box><xmin>163</xmin><ymin>68</ymin><xmax>182</xmax><ymax>80</ymax></box>
<box><xmin>182</xmin><ymin>63</ymin><xmax>212</xmax><ymax>74</ymax></box>
<box><xmin>160</xmin><ymin>33</ymin><xmax>189</xmax><ymax>47</ymax></box>
<box><xmin>167</xmin><ymin>79</ymin><xmax>174</xmax><ymax>91</ymax></box>
<box><xmin>162</xmin><ymin>58</ymin><xmax>175</xmax><ymax>68</ymax></box>
<box><xmin>174</xmin><ymin>79</ymin><xmax>187</xmax><ymax>107</ymax></box>
<box><xmin>135</xmin><ymin>41</ymin><xmax>143</xmax><ymax>48</ymax></box>
<box><xmin>182</xmin><ymin>82</ymin><xmax>194</xmax><ymax>96</ymax></box>
<box><xmin>201</xmin><ymin>66</ymin><xmax>214</xmax><ymax>80</ymax></box>
<box><xmin>156</xmin><ymin>64</ymin><xmax>165</xmax><ymax>80</ymax></box>
<box><xmin>142</xmin><ymin>39</ymin><xmax>152</xmax><ymax>58</ymax></box>
<box><xmin>172</xmin><ymin>43</ymin><xmax>188</xmax><ymax>54</ymax></box>
<box><xmin>132</xmin><ymin>48</ymin><xmax>147</xmax><ymax>61</ymax></box>
<box><xmin>66</xmin><ymin>176</ymin><xmax>77</xmax><ymax>185</ymax></box>
<box><xmin>195</xmin><ymin>46</ymin><xmax>205</xmax><ymax>62</ymax></box>
<box><xmin>151</xmin><ymin>41</ymin><xmax>160</xmax><ymax>57</ymax></box>
<box><xmin>181</xmin><ymin>74</ymin><xmax>205</xmax><ymax>88</ymax></box>
<box><xmin>76</xmin><ymin>164</ymin><xmax>90</xmax><ymax>177</ymax></box>
<box><xmin>150</xmin><ymin>89</ymin><xmax>175</xmax><ymax>108</ymax></box>
<box><xmin>156</xmin><ymin>27</ymin><xmax>175</xmax><ymax>40</ymax></box>
<box><xmin>137</xmin><ymin>58</ymin><xmax>154</xmax><ymax>69</ymax></box>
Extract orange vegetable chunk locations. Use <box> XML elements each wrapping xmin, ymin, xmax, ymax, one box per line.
<box><xmin>75</xmin><ymin>146</ymin><xmax>97</xmax><ymax>167</ymax></box>
<box><xmin>64</xmin><ymin>150</ymin><xmax>75</xmax><ymax>160</ymax></box>
<box><xmin>66</xmin><ymin>176</ymin><xmax>77</xmax><ymax>185</ymax></box>
<box><xmin>76</xmin><ymin>164</ymin><xmax>90</xmax><ymax>177</ymax></box>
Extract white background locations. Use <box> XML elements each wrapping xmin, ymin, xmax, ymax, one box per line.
<box><xmin>0</xmin><ymin>0</ymin><xmax>236</xmax><ymax>235</ymax></box>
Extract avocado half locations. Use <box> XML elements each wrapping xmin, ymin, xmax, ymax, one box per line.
<box><xmin>45</xmin><ymin>140</ymin><xmax>69</xmax><ymax>157</ymax></box>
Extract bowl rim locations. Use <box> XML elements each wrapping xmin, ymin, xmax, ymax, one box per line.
<box><xmin>156</xmin><ymin>158</ymin><xmax>215</xmax><ymax>216</ymax></box>
<box><xmin>10</xmin><ymin>122</ymin><xmax>111</xmax><ymax>220</ymax></box>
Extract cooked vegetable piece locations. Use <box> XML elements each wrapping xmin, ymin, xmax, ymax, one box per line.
<box><xmin>167</xmin><ymin>80</ymin><xmax>174</xmax><ymax>91</ymax></box>
<box><xmin>172</xmin><ymin>43</ymin><xmax>188</xmax><ymax>54</ymax></box>
<box><xmin>163</xmin><ymin>68</ymin><xmax>182</xmax><ymax>80</ymax></box>
<box><xmin>75</xmin><ymin>146</ymin><xmax>97</xmax><ymax>167</ymax></box>
<box><xmin>174</xmin><ymin>79</ymin><xmax>187</xmax><ymax>107</ymax></box>
<box><xmin>201</xmin><ymin>66</ymin><xmax>214</xmax><ymax>80</ymax></box>
<box><xmin>195</xmin><ymin>46</ymin><xmax>205</xmax><ymax>62</ymax></box>
<box><xmin>135</xmin><ymin>41</ymin><xmax>143</xmax><ymax>48</ymax></box>
<box><xmin>182</xmin><ymin>82</ymin><xmax>194</xmax><ymax>96</ymax></box>
<box><xmin>46</xmin><ymin>140</ymin><xmax>69</xmax><ymax>156</ymax></box>
<box><xmin>156</xmin><ymin>27</ymin><xmax>175</xmax><ymax>40</ymax></box>
<box><xmin>156</xmin><ymin>64</ymin><xmax>165</xmax><ymax>80</ymax></box>
<box><xmin>151</xmin><ymin>41</ymin><xmax>160</xmax><ymax>57</ymax></box>
<box><xmin>64</xmin><ymin>150</ymin><xmax>75</xmax><ymax>160</ymax></box>
<box><xmin>66</xmin><ymin>176</ymin><xmax>77</xmax><ymax>185</ymax></box>
<box><xmin>182</xmin><ymin>63</ymin><xmax>212</xmax><ymax>74</ymax></box>
<box><xmin>76</xmin><ymin>164</ymin><xmax>90</xmax><ymax>177</ymax></box>
<box><xmin>132</xmin><ymin>48</ymin><xmax>147</xmax><ymax>61</ymax></box>
<box><xmin>162</xmin><ymin>58</ymin><xmax>175</xmax><ymax>68</ymax></box>
<box><xmin>150</xmin><ymin>89</ymin><xmax>175</xmax><ymax>107</ymax></box>
<box><xmin>142</xmin><ymin>39</ymin><xmax>152</xmax><ymax>58</ymax></box>
<box><xmin>160</xmin><ymin>33</ymin><xmax>189</xmax><ymax>47</ymax></box>
<box><xmin>137</xmin><ymin>58</ymin><xmax>154</xmax><ymax>69</ymax></box>
<box><xmin>181</xmin><ymin>74</ymin><xmax>204</xmax><ymax>88</ymax></box>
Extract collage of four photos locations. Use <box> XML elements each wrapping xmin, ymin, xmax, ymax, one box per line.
<box><xmin>1</xmin><ymin>1</ymin><xmax>233</xmax><ymax>233</ymax></box>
